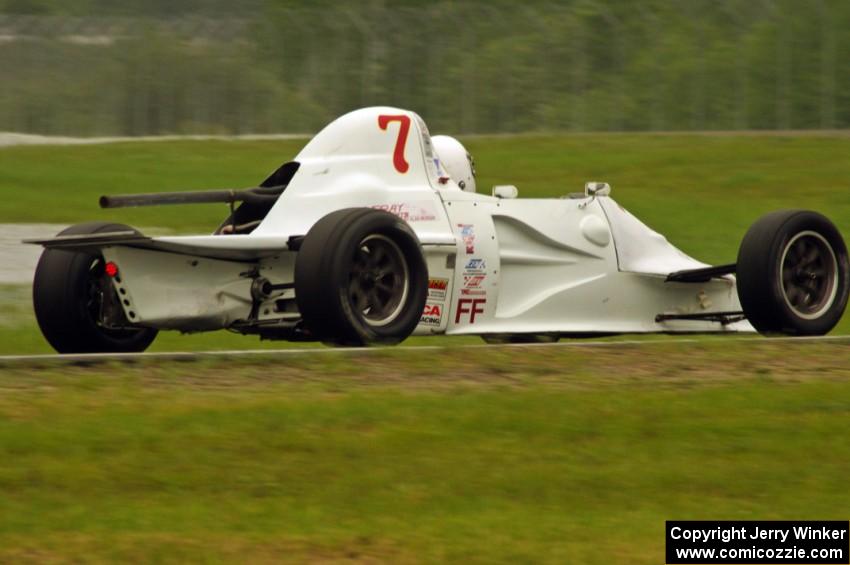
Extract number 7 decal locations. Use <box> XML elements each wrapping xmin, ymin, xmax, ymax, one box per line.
<box><xmin>378</xmin><ymin>114</ymin><xmax>411</xmax><ymax>173</ymax></box>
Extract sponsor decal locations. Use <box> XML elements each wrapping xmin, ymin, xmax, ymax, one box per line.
<box><xmin>461</xmin><ymin>260</ymin><xmax>488</xmax><ymax>295</ymax></box>
<box><xmin>417</xmin><ymin>115</ymin><xmax>449</xmax><ymax>187</ymax></box>
<box><xmin>455</xmin><ymin>298</ymin><xmax>486</xmax><ymax>324</ymax></box>
<box><xmin>372</xmin><ymin>202</ymin><xmax>437</xmax><ymax>222</ymax></box>
<box><xmin>458</xmin><ymin>224</ymin><xmax>475</xmax><ymax>254</ymax></box>
<box><xmin>460</xmin><ymin>288</ymin><xmax>486</xmax><ymax>296</ymax></box>
<box><xmin>428</xmin><ymin>277</ymin><xmax>449</xmax><ymax>301</ymax></box>
<box><xmin>463</xmin><ymin>274</ymin><xmax>485</xmax><ymax>289</ymax></box>
<box><xmin>420</xmin><ymin>302</ymin><xmax>443</xmax><ymax>326</ymax></box>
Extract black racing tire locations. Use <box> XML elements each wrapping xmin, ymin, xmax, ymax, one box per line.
<box><xmin>294</xmin><ymin>208</ymin><xmax>428</xmax><ymax>346</ymax></box>
<box><xmin>33</xmin><ymin>222</ymin><xmax>158</xmax><ymax>353</ymax></box>
<box><xmin>736</xmin><ymin>210</ymin><xmax>849</xmax><ymax>335</ymax></box>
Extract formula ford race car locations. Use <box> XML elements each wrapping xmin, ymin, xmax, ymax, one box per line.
<box><xmin>29</xmin><ymin>107</ymin><xmax>850</xmax><ymax>353</ymax></box>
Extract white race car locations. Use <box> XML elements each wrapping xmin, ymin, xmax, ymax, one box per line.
<box><xmin>29</xmin><ymin>107</ymin><xmax>850</xmax><ymax>353</ymax></box>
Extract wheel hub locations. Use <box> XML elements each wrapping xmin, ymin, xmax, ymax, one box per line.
<box><xmin>348</xmin><ymin>234</ymin><xmax>409</xmax><ymax>327</ymax></box>
<box><xmin>780</xmin><ymin>231</ymin><xmax>838</xmax><ymax>319</ymax></box>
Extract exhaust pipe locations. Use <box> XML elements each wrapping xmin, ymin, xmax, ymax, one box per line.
<box><xmin>99</xmin><ymin>185</ymin><xmax>285</xmax><ymax>209</ymax></box>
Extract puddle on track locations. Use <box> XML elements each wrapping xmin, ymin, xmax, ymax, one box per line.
<box><xmin>0</xmin><ymin>224</ymin><xmax>67</xmax><ymax>285</ymax></box>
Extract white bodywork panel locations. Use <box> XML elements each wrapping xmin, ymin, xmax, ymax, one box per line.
<box><xmin>598</xmin><ymin>198</ymin><xmax>709</xmax><ymax>274</ymax></box>
<box><xmin>102</xmin><ymin>246</ymin><xmax>253</xmax><ymax>330</ymax></box>
<box><xmin>435</xmin><ymin>191</ymin><xmax>748</xmax><ymax>335</ymax></box>
<box><xmin>41</xmin><ymin>106</ymin><xmax>753</xmax><ymax>336</ymax></box>
<box><xmin>253</xmin><ymin>107</ymin><xmax>456</xmax><ymax>246</ymax></box>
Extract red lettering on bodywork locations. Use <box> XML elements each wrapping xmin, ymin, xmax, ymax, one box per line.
<box><xmin>378</xmin><ymin>114</ymin><xmax>411</xmax><ymax>173</ymax></box>
<box><xmin>455</xmin><ymin>298</ymin><xmax>486</xmax><ymax>324</ymax></box>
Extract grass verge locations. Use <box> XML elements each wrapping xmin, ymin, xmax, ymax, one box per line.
<box><xmin>0</xmin><ymin>341</ymin><xmax>849</xmax><ymax>563</ymax></box>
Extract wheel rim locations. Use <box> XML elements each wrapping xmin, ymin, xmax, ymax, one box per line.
<box><xmin>779</xmin><ymin>230</ymin><xmax>839</xmax><ymax>320</ymax></box>
<box><xmin>348</xmin><ymin>234</ymin><xmax>409</xmax><ymax>327</ymax></box>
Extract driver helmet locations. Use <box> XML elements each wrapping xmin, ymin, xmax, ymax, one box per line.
<box><xmin>432</xmin><ymin>135</ymin><xmax>476</xmax><ymax>193</ymax></box>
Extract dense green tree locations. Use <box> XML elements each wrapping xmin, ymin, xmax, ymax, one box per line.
<box><xmin>1</xmin><ymin>0</ymin><xmax>848</xmax><ymax>134</ymax></box>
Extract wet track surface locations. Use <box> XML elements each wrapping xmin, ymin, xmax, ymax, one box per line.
<box><xmin>0</xmin><ymin>224</ymin><xmax>67</xmax><ymax>284</ymax></box>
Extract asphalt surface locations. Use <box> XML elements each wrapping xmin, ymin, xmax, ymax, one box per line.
<box><xmin>0</xmin><ymin>224</ymin><xmax>176</xmax><ymax>284</ymax></box>
<box><xmin>0</xmin><ymin>224</ymin><xmax>68</xmax><ymax>284</ymax></box>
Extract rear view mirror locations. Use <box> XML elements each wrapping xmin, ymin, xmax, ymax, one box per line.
<box><xmin>584</xmin><ymin>182</ymin><xmax>611</xmax><ymax>197</ymax></box>
<box><xmin>492</xmin><ymin>185</ymin><xmax>519</xmax><ymax>199</ymax></box>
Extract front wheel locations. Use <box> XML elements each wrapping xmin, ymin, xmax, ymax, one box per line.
<box><xmin>736</xmin><ymin>210</ymin><xmax>849</xmax><ymax>335</ymax></box>
<box><xmin>33</xmin><ymin>222</ymin><xmax>158</xmax><ymax>353</ymax></box>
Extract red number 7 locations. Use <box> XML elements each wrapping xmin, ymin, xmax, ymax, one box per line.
<box><xmin>378</xmin><ymin>114</ymin><xmax>411</xmax><ymax>173</ymax></box>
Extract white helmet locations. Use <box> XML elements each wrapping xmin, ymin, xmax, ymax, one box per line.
<box><xmin>432</xmin><ymin>135</ymin><xmax>476</xmax><ymax>193</ymax></box>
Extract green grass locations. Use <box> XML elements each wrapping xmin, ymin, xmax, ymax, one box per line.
<box><xmin>1</xmin><ymin>133</ymin><xmax>850</xmax><ymax>353</ymax></box>
<box><xmin>1</xmin><ymin>341</ymin><xmax>849</xmax><ymax>563</ymax></box>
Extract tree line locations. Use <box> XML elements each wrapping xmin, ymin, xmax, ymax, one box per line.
<box><xmin>1</xmin><ymin>0</ymin><xmax>848</xmax><ymax>135</ymax></box>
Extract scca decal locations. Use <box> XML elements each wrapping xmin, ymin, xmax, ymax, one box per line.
<box><xmin>420</xmin><ymin>302</ymin><xmax>443</xmax><ymax>327</ymax></box>
<box><xmin>455</xmin><ymin>298</ymin><xmax>486</xmax><ymax>324</ymax></box>
<box><xmin>423</xmin><ymin>304</ymin><xmax>442</xmax><ymax>316</ymax></box>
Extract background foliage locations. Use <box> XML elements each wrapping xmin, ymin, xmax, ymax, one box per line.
<box><xmin>1</xmin><ymin>0</ymin><xmax>849</xmax><ymax>135</ymax></box>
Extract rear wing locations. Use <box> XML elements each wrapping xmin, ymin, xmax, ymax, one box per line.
<box><xmin>25</xmin><ymin>231</ymin><xmax>294</xmax><ymax>262</ymax></box>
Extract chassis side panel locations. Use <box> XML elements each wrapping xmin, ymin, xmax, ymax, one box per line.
<box><xmin>441</xmin><ymin>192</ymin><xmax>753</xmax><ymax>335</ymax></box>
<box><xmin>102</xmin><ymin>246</ymin><xmax>253</xmax><ymax>331</ymax></box>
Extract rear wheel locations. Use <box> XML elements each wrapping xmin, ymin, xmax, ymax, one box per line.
<box><xmin>737</xmin><ymin>210</ymin><xmax>849</xmax><ymax>335</ymax></box>
<box><xmin>33</xmin><ymin>222</ymin><xmax>158</xmax><ymax>353</ymax></box>
<box><xmin>294</xmin><ymin>208</ymin><xmax>428</xmax><ymax>345</ymax></box>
